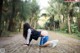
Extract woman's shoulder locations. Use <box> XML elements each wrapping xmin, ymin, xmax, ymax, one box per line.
<box><xmin>27</xmin><ymin>28</ymin><xmax>32</xmax><ymax>32</ymax></box>
<box><xmin>28</xmin><ymin>28</ymin><xmax>36</xmax><ymax>32</ymax></box>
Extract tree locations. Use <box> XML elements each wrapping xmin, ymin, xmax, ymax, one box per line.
<box><xmin>47</xmin><ymin>0</ymin><xmax>80</xmax><ymax>34</ymax></box>
<box><xmin>0</xmin><ymin>0</ymin><xmax>40</xmax><ymax>36</ymax></box>
<box><xmin>27</xmin><ymin>0</ymin><xmax>40</xmax><ymax>28</ymax></box>
<box><xmin>0</xmin><ymin>0</ymin><xmax>3</xmax><ymax>36</ymax></box>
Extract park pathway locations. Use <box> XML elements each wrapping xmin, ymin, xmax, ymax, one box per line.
<box><xmin>0</xmin><ymin>30</ymin><xmax>80</xmax><ymax>53</ymax></box>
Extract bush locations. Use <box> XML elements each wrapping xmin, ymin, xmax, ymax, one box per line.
<box><xmin>61</xmin><ymin>24</ymin><xmax>68</xmax><ymax>33</ymax></box>
<box><xmin>61</xmin><ymin>23</ymin><xmax>79</xmax><ymax>34</ymax></box>
<box><xmin>1</xmin><ymin>31</ymin><xmax>10</xmax><ymax>37</ymax></box>
<box><xmin>71</xmin><ymin>24</ymin><xmax>78</xmax><ymax>33</ymax></box>
<box><xmin>76</xmin><ymin>32</ymin><xmax>80</xmax><ymax>37</ymax></box>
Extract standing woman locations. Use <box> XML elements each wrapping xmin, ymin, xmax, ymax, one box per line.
<box><xmin>23</xmin><ymin>23</ymin><xmax>58</xmax><ymax>47</ymax></box>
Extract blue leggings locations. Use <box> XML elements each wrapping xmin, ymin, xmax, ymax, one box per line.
<box><xmin>40</xmin><ymin>36</ymin><xmax>49</xmax><ymax>46</ymax></box>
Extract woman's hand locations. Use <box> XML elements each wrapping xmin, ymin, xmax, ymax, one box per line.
<box><xmin>24</xmin><ymin>44</ymin><xmax>29</xmax><ymax>46</ymax></box>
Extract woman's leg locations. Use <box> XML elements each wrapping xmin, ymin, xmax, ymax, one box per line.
<box><xmin>39</xmin><ymin>34</ymin><xmax>59</xmax><ymax>47</ymax></box>
<box><xmin>42</xmin><ymin>41</ymin><xmax>51</xmax><ymax>46</ymax></box>
<box><xmin>42</xmin><ymin>40</ymin><xmax>59</xmax><ymax>47</ymax></box>
<box><xmin>39</xmin><ymin>36</ymin><xmax>49</xmax><ymax>46</ymax></box>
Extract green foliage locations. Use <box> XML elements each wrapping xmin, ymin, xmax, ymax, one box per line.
<box><xmin>60</xmin><ymin>23</ymin><xmax>80</xmax><ymax>37</ymax></box>
<box><xmin>71</xmin><ymin>24</ymin><xmax>78</xmax><ymax>33</ymax></box>
<box><xmin>0</xmin><ymin>0</ymin><xmax>40</xmax><ymax>36</ymax></box>
<box><xmin>1</xmin><ymin>31</ymin><xmax>10</xmax><ymax>37</ymax></box>
<box><xmin>47</xmin><ymin>0</ymin><xmax>80</xmax><ymax>34</ymax></box>
<box><xmin>61</xmin><ymin>23</ymin><xmax>79</xmax><ymax>33</ymax></box>
<box><xmin>76</xmin><ymin>32</ymin><xmax>80</xmax><ymax>37</ymax></box>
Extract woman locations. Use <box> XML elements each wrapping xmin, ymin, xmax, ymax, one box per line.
<box><xmin>23</xmin><ymin>23</ymin><xmax>41</xmax><ymax>46</ymax></box>
<box><xmin>23</xmin><ymin>23</ymin><xmax>58</xmax><ymax>47</ymax></box>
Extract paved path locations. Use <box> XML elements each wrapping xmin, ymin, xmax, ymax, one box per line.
<box><xmin>0</xmin><ymin>31</ymin><xmax>80</xmax><ymax>53</ymax></box>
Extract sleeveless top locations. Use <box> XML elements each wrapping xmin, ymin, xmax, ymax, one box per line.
<box><xmin>29</xmin><ymin>29</ymin><xmax>41</xmax><ymax>44</ymax></box>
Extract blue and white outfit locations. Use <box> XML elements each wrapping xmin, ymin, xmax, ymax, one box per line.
<box><xmin>40</xmin><ymin>36</ymin><xmax>49</xmax><ymax>46</ymax></box>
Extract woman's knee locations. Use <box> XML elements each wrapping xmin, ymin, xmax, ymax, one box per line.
<box><xmin>41</xmin><ymin>31</ymin><xmax>48</xmax><ymax>36</ymax></box>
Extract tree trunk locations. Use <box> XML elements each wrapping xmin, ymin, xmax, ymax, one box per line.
<box><xmin>8</xmin><ymin>19</ymin><xmax>14</xmax><ymax>31</ymax></box>
<box><xmin>19</xmin><ymin>20</ymin><xmax>22</xmax><ymax>32</ymax></box>
<box><xmin>29</xmin><ymin>14</ymin><xmax>34</xmax><ymax>27</ymax></box>
<box><xmin>68</xmin><ymin>14</ymin><xmax>71</xmax><ymax>34</ymax></box>
<box><xmin>77</xmin><ymin>5</ymin><xmax>80</xmax><ymax>32</ymax></box>
<box><xmin>77</xmin><ymin>18</ymin><xmax>80</xmax><ymax>32</ymax></box>
<box><xmin>8</xmin><ymin>0</ymin><xmax>16</xmax><ymax>31</ymax></box>
<box><xmin>0</xmin><ymin>0</ymin><xmax>3</xmax><ymax>36</ymax></box>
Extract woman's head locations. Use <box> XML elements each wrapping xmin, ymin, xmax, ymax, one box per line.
<box><xmin>24</xmin><ymin>23</ymin><xmax>31</xmax><ymax>30</ymax></box>
<box><xmin>23</xmin><ymin>23</ymin><xmax>31</xmax><ymax>39</ymax></box>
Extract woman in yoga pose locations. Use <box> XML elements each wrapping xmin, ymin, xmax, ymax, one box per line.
<box><xmin>23</xmin><ymin>23</ymin><xmax>58</xmax><ymax>47</ymax></box>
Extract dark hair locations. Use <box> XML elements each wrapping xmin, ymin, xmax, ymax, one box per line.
<box><xmin>23</xmin><ymin>23</ymin><xmax>31</xmax><ymax>39</ymax></box>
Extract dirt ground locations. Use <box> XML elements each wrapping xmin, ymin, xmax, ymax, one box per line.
<box><xmin>0</xmin><ymin>31</ymin><xmax>80</xmax><ymax>53</ymax></box>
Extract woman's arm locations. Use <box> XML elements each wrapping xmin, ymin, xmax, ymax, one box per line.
<box><xmin>25</xmin><ymin>29</ymin><xmax>31</xmax><ymax>45</ymax></box>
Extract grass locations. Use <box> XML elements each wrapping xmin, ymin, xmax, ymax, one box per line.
<box><xmin>55</xmin><ymin>31</ymin><xmax>80</xmax><ymax>40</ymax></box>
